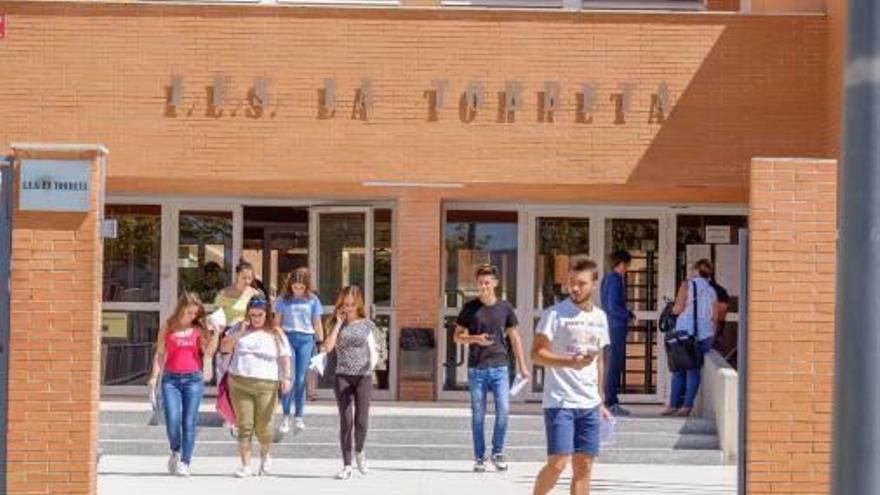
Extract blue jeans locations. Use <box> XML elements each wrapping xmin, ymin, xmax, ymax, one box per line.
<box><xmin>468</xmin><ymin>366</ymin><xmax>510</xmax><ymax>460</ymax></box>
<box><xmin>669</xmin><ymin>338</ymin><xmax>713</xmax><ymax>409</ymax></box>
<box><xmin>161</xmin><ymin>371</ymin><xmax>204</xmax><ymax>465</ymax></box>
<box><xmin>604</xmin><ymin>321</ymin><xmax>628</xmax><ymax>407</ymax></box>
<box><xmin>281</xmin><ymin>331</ymin><xmax>315</xmax><ymax>418</ymax></box>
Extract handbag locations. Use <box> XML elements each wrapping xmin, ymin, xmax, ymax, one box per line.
<box><xmin>664</xmin><ymin>281</ymin><xmax>704</xmax><ymax>372</ymax></box>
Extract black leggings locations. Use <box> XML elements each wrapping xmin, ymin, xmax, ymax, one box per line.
<box><xmin>333</xmin><ymin>374</ymin><xmax>372</xmax><ymax>466</ymax></box>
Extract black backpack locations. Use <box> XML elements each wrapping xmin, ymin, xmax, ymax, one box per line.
<box><xmin>659</xmin><ymin>300</ymin><xmax>677</xmax><ymax>333</ymax></box>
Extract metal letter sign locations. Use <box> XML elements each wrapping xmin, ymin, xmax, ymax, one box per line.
<box><xmin>19</xmin><ymin>159</ymin><xmax>91</xmax><ymax>212</ymax></box>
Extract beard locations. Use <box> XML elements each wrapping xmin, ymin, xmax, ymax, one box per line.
<box><xmin>569</xmin><ymin>292</ymin><xmax>591</xmax><ymax>305</ymax></box>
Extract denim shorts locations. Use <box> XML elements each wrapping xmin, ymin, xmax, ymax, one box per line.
<box><xmin>544</xmin><ymin>407</ymin><xmax>600</xmax><ymax>457</ymax></box>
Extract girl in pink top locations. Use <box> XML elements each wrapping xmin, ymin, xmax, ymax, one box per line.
<box><xmin>148</xmin><ymin>293</ymin><xmax>219</xmax><ymax>477</ymax></box>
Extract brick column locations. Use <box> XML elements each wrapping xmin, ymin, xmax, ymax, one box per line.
<box><xmin>747</xmin><ymin>158</ymin><xmax>837</xmax><ymax>495</ymax></box>
<box><xmin>7</xmin><ymin>147</ymin><xmax>105</xmax><ymax>495</ymax></box>
<box><xmin>395</xmin><ymin>191</ymin><xmax>442</xmax><ymax>401</ymax></box>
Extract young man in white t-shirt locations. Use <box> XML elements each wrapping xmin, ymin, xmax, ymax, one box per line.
<box><xmin>530</xmin><ymin>257</ymin><xmax>612</xmax><ymax>495</ymax></box>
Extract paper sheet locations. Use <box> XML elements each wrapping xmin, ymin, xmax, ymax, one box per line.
<box><xmin>714</xmin><ymin>244</ymin><xmax>741</xmax><ymax>297</ymax></box>
<box><xmin>207</xmin><ymin>308</ymin><xmax>227</xmax><ymax>330</ymax></box>
<box><xmin>509</xmin><ymin>375</ymin><xmax>530</xmax><ymax>397</ymax></box>
<box><xmin>600</xmin><ymin>416</ymin><xmax>617</xmax><ymax>445</ymax></box>
<box><xmin>309</xmin><ymin>352</ymin><xmax>328</xmax><ymax>376</ymax></box>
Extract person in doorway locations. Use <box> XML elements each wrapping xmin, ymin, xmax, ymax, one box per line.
<box><xmin>147</xmin><ymin>292</ymin><xmax>218</xmax><ymax>477</ymax></box>
<box><xmin>600</xmin><ymin>250</ymin><xmax>634</xmax><ymax>417</ymax></box>
<box><xmin>454</xmin><ymin>264</ymin><xmax>531</xmax><ymax>473</ymax></box>
<box><xmin>662</xmin><ymin>258</ymin><xmax>717</xmax><ymax>417</ymax></box>
<box><xmin>274</xmin><ymin>267</ymin><xmax>324</xmax><ymax>436</ymax></box>
<box><xmin>530</xmin><ymin>257</ymin><xmax>612</xmax><ymax>495</ymax></box>
<box><xmin>221</xmin><ymin>296</ymin><xmax>292</xmax><ymax>477</ymax></box>
<box><xmin>214</xmin><ymin>261</ymin><xmax>261</xmax><ymax>436</ymax></box>
<box><xmin>708</xmin><ymin>270</ymin><xmax>733</xmax><ymax>360</ymax></box>
<box><xmin>320</xmin><ymin>285</ymin><xmax>381</xmax><ymax>480</ymax></box>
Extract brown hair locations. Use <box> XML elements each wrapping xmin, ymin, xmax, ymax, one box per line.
<box><xmin>280</xmin><ymin>267</ymin><xmax>313</xmax><ymax>300</ymax></box>
<box><xmin>474</xmin><ymin>264</ymin><xmax>499</xmax><ymax>279</ymax></box>
<box><xmin>694</xmin><ymin>258</ymin><xmax>713</xmax><ymax>279</ymax></box>
<box><xmin>569</xmin><ymin>257</ymin><xmax>600</xmax><ymax>281</ymax></box>
<box><xmin>164</xmin><ymin>292</ymin><xmax>210</xmax><ymax>350</ymax></box>
<box><xmin>326</xmin><ymin>285</ymin><xmax>367</xmax><ymax>328</ymax></box>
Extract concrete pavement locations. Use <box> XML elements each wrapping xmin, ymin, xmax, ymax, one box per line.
<box><xmin>98</xmin><ymin>456</ymin><xmax>737</xmax><ymax>495</ymax></box>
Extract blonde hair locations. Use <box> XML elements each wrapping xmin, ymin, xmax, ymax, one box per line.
<box><xmin>326</xmin><ymin>285</ymin><xmax>367</xmax><ymax>328</ymax></box>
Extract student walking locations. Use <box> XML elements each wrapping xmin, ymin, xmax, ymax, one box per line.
<box><xmin>221</xmin><ymin>296</ymin><xmax>292</xmax><ymax>478</ymax></box>
<box><xmin>530</xmin><ymin>258</ymin><xmax>612</xmax><ymax>495</ymax></box>
<box><xmin>320</xmin><ymin>285</ymin><xmax>380</xmax><ymax>480</ymax></box>
<box><xmin>600</xmin><ymin>250</ymin><xmax>634</xmax><ymax>417</ymax></box>
<box><xmin>148</xmin><ymin>293</ymin><xmax>218</xmax><ymax>477</ymax></box>
<box><xmin>214</xmin><ymin>261</ymin><xmax>262</xmax><ymax>384</ymax></box>
<box><xmin>662</xmin><ymin>258</ymin><xmax>717</xmax><ymax>417</ymax></box>
<box><xmin>274</xmin><ymin>267</ymin><xmax>324</xmax><ymax>435</ymax></box>
<box><xmin>454</xmin><ymin>264</ymin><xmax>531</xmax><ymax>472</ymax></box>
<box><xmin>214</xmin><ymin>261</ymin><xmax>261</xmax><ymax>436</ymax></box>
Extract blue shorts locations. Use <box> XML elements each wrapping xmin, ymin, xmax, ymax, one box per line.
<box><xmin>544</xmin><ymin>407</ymin><xmax>600</xmax><ymax>457</ymax></box>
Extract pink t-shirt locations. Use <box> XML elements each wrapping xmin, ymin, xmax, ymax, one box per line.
<box><xmin>164</xmin><ymin>328</ymin><xmax>202</xmax><ymax>374</ymax></box>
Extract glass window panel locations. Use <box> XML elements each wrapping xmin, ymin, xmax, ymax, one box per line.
<box><xmin>444</xmin><ymin>210</ymin><xmax>518</xmax><ymax>308</ymax></box>
<box><xmin>535</xmin><ymin>217</ymin><xmax>590</xmax><ymax>311</ymax></box>
<box><xmin>318</xmin><ymin>212</ymin><xmax>366</xmax><ymax>300</ymax></box>
<box><xmin>178</xmin><ymin>211</ymin><xmax>233</xmax><ymax>303</ymax></box>
<box><xmin>374</xmin><ymin>209</ymin><xmax>393</xmax><ymax>308</ymax></box>
<box><xmin>103</xmin><ymin>205</ymin><xmax>161</xmax><ymax>303</ymax></box>
<box><xmin>604</xmin><ymin>218</ymin><xmax>660</xmax><ymax>312</ymax></box>
<box><xmin>100</xmin><ymin>311</ymin><xmax>160</xmax><ymax>385</ymax></box>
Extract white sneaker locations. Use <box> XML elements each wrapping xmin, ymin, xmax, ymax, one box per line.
<box><xmin>294</xmin><ymin>417</ymin><xmax>306</xmax><ymax>435</ymax></box>
<box><xmin>259</xmin><ymin>455</ymin><xmax>272</xmax><ymax>476</ymax></box>
<box><xmin>175</xmin><ymin>462</ymin><xmax>190</xmax><ymax>477</ymax></box>
<box><xmin>279</xmin><ymin>416</ymin><xmax>291</xmax><ymax>435</ymax></box>
<box><xmin>167</xmin><ymin>452</ymin><xmax>180</xmax><ymax>475</ymax></box>
<box><xmin>355</xmin><ymin>452</ymin><xmax>369</xmax><ymax>475</ymax></box>
<box><xmin>335</xmin><ymin>466</ymin><xmax>353</xmax><ymax>480</ymax></box>
<box><xmin>234</xmin><ymin>465</ymin><xmax>254</xmax><ymax>478</ymax></box>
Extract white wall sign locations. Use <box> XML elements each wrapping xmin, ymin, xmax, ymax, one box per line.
<box><xmin>19</xmin><ymin>159</ymin><xmax>91</xmax><ymax>212</ymax></box>
<box><xmin>705</xmin><ymin>225</ymin><xmax>731</xmax><ymax>244</ymax></box>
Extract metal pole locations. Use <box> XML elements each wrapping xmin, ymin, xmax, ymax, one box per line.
<box><xmin>0</xmin><ymin>157</ymin><xmax>14</xmax><ymax>494</ymax></box>
<box><xmin>737</xmin><ymin>228</ymin><xmax>749</xmax><ymax>495</ymax></box>
<box><xmin>834</xmin><ymin>3</ymin><xmax>880</xmax><ymax>494</ymax></box>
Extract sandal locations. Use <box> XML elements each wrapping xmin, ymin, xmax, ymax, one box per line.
<box><xmin>676</xmin><ymin>407</ymin><xmax>692</xmax><ymax>417</ymax></box>
<box><xmin>661</xmin><ymin>407</ymin><xmax>678</xmax><ymax>416</ymax></box>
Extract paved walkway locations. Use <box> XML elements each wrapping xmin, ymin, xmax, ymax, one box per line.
<box><xmin>98</xmin><ymin>456</ymin><xmax>737</xmax><ymax>495</ymax></box>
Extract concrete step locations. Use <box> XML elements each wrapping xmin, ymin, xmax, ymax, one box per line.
<box><xmin>99</xmin><ymin>411</ymin><xmax>718</xmax><ymax>436</ymax></box>
<box><xmin>98</xmin><ymin>438</ymin><xmax>725</xmax><ymax>465</ymax></box>
<box><xmin>99</xmin><ymin>424</ymin><xmax>720</xmax><ymax>451</ymax></box>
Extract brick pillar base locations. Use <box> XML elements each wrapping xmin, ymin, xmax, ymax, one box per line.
<box><xmin>7</xmin><ymin>147</ymin><xmax>105</xmax><ymax>495</ymax></box>
<box><xmin>747</xmin><ymin>158</ymin><xmax>837</xmax><ymax>495</ymax></box>
<box><xmin>395</xmin><ymin>192</ymin><xmax>441</xmax><ymax>401</ymax></box>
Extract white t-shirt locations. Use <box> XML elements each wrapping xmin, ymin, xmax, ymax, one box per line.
<box><xmin>535</xmin><ymin>298</ymin><xmax>611</xmax><ymax>410</ymax></box>
<box><xmin>228</xmin><ymin>330</ymin><xmax>292</xmax><ymax>382</ymax></box>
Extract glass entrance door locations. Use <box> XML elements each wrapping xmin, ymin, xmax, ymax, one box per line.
<box><xmin>603</xmin><ymin>216</ymin><xmax>664</xmax><ymax>402</ymax></box>
<box><xmin>310</xmin><ymin>207</ymin><xmax>394</xmax><ymax>400</ymax></box>
<box><xmin>524</xmin><ymin>214</ymin><xmax>595</xmax><ymax>401</ymax></box>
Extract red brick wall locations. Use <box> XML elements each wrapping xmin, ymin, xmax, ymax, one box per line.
<box><xmin>747</xmin><ymin>157</ymin><xmax>837</xmax><ymax>495</ymax></box>
<box><xmin>6</xmin><ymin>150</ymin><xmax>104</xmax><ymax>495</ymax></box>
<box><xmin>0</xmin><ymin>4</ymin><xmax>827</xmax><ymax>200</ymax></box>
<box><xmin>394</xmin><ymin>191</ymin><xmax>442</xmax><ymax>400</ymax></box>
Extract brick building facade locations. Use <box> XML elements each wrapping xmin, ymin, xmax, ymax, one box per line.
<box><xmin>0</xmin><ymin>0</ymin><xmax>845</xmax><ymax>493</ymax></box>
